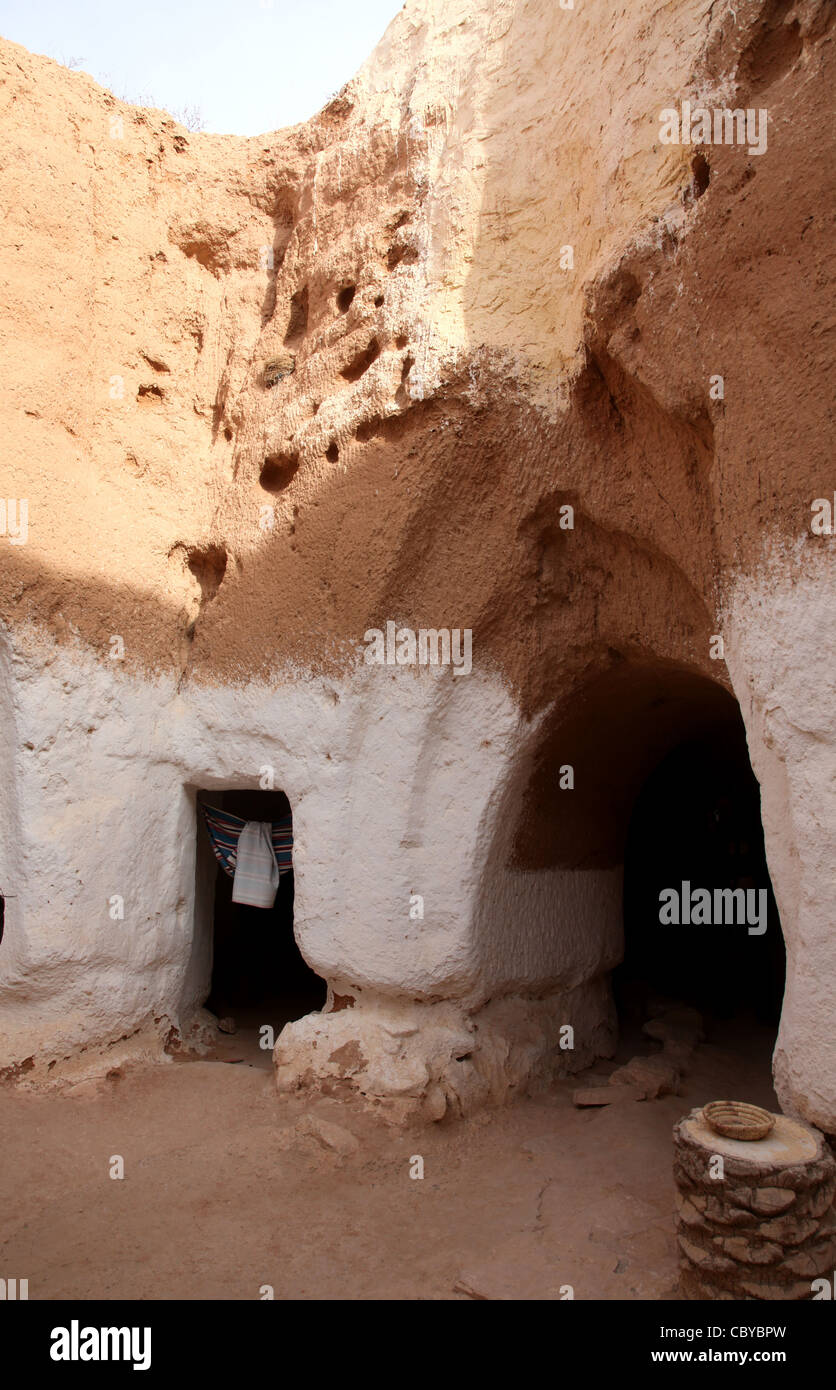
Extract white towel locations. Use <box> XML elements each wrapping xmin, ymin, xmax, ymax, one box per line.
<box><xmin>232</xmin><ymin>821</ymin><xmax>280</xmax><ymax>908</ymax></box>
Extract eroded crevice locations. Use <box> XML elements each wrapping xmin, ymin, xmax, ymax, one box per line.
<box><xmin>260</xmin><ymin>453</ymin><xmax>300</xmax><ymax>492</ymax></box>
<box><xmin>168</xmin><ymin>542</ymin><xmax>229</xmax><ymax>657</ymax></box>
<box><xmin>386</xmin><ymin>241</ymin><xmax>419</xmax><ymax>271</ymax></box>
<box><xmin>395</xmin><ymin>353</ymin><xmax>415</xmax><ymax>408</ymax></box>
<box><xmin>336</xmin><ymin>284</ymin><xmax>356</xmax><ymax>313</ymax></box>
<box><xmin>340</xmin><ymin>338</ymin><xmax>380</xmax><ymax>382</ymax></box>
<box><xmin>738</xmin><ymin>0</ymin><xmax>803</xmax><ymax>93</ymax></box>
<box><xmin>689</xmin><ymin>152</ymin><xmax>711</xmax><ymax>203</ymax></box>
<box><xmin>184</xmin><ymin>544</ymin><xmax>228</xmax><ymax>606</ymax></box>
<box><xmin>140</xmin><ymin>352</ymin><xmax>170</xmax><ymax>374</ymax></box>
<box><xmin>171</xmin><ymin>221</ymin><xmax>235</xmax><ymax>276</ymax></box>
<box><xmin>284</xmin><ymin>286</ymin><xmax>309</xmax><ymax>346</ymax></box>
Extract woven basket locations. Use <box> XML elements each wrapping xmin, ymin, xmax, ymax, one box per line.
<box><xmin>703</xmin><ymin>1100</ymin><xmax>775</xmax><ymax>1141</ymax></box>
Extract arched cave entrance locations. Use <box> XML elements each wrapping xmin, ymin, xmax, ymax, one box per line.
<box><xmin>511</xmin><ymin>660</ymin><xmax>786</xmax><ymax>1087</ymax></box>
<box><xmin>195</xmin><ymin>789</ymin><xmax>326</xmax><ymax>1056</ymax></box>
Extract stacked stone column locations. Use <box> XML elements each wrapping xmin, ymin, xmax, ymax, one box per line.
<box><xmin>674</xmin><ymin>1106</ymin><xmax>836</xmax><ymax>1299</ymax></box>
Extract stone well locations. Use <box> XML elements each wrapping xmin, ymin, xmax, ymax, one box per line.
<box><xmin>674</xmin><ymin>1106</ymin><xmax>836</xmax><ymax>1300</ymax></box>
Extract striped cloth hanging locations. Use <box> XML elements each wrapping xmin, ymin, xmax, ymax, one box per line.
<box><xmin>200</xmin><ymin>803</ymin><xmax>293</xmax><ymax>879</ymax></box>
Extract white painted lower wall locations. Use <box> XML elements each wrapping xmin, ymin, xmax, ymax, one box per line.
<box><xmin>725</xmin><ymin>545</ymin><xmax>836</xmax><ymax>1136</ymax></box>
<box><xmin>0</xmin><ymin>575</ymin><xmax>834</xmax><ymax>1132</ymax></box>
<box><xmin>0</xmin><ymin>631</ymin><xmax>611</xmax><ymax>1104</ymax></box>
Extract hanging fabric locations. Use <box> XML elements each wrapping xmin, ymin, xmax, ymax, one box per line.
<box><xmin>232</xmin><ymin>821</ymin><xmax>280</xmax><ymax>908</ymax></box>
<box><xmin>200</xmin><ymin>804</ymin><xmax>293</xmax><ymax>880</ymax></box>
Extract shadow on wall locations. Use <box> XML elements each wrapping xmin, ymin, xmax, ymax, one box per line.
<box><xmin>512</xmin><ymin>661</ymin><xmax>742</xmax><ymax>871</ymax></box>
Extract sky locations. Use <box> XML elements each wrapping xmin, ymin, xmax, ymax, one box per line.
<box><xmin>0</xmin><ymin>0</ymin><xmax>405</xmax><ymax>135</ymax></box>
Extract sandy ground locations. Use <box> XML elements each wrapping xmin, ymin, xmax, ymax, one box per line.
<box><xmin>0</xmin><ymin>1016</ymin><xmax>779</xmax><ymax>1301</ymax></box>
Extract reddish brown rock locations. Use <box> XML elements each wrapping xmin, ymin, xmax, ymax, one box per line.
<box><xmin>609</xmin><ymin>1054</ymin><xmax>680</xmax><ymax>1100</ymax></box>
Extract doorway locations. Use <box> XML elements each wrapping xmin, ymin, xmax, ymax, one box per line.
<box><xmin>197</xmin><ymin>789</ymin><xmax>326</xmax><ymax>1052</ymax></box>
<box><xmin>505</xmin><ymin>659</ymin><xmax>787</xmax><ymax>1094</ymax></box>
<box><xmin>614</xmin><ymin>717</ymin><xmax>785</xmax><ymax>1084</ymax></box>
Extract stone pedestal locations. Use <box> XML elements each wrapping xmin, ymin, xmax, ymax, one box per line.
<box><xmin>674</xmin><ymin>1106</ymin><xmax>836</xmax><ymax>1300</ymax></box>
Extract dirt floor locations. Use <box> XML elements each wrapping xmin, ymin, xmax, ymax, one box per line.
<box><xmin>0</xmin><ymin>1014</ymin><xmax>779</xmax><ymax>1301</ymax></box>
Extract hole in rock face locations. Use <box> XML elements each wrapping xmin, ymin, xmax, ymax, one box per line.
<box><xmin>336</xmin><ymin>284</ymin><xmax>356</xmax><ymax>313</ymax></box>
<box><xmin>374</xmin><ymin>294</ymin><xmax>384</xmax><ymax>307</ymax></box>
<box><xmin>137</xmin><ymin>383</ymin><xmax>164</xmax><ymax>402</ymax></box>
<box><xmin>340</xmin><ymin>338</ymin><xmax>380</xmax><ymax>382</ymax></box>
<box><xmin>196</xmin><ymin>789</ymin><xmax>326</xmax><ymax>1049</ymax></box>
<box><xmin>223</xmin><ymin>426</ymin><xmax>233</xmax><ymax>441</ymax></box>
<box><xmin>691</xmin><ymin>152</ymin><xmax>710</xmax><ymax>199</ymax></box>
<box><xmin>178</xmin><ymin>239</ymin><xmax>226</xmax><ymax>273</ymax></box>
<box><xmin>185</xmin><ymin>544</ymin><xmax>228</xmax><ymax>605</ymax></box>
<box><xmin>260</xmin><ymin>453</ymin><xmax>300</xmax><ymax>492</ymax></box>
<box><xmin>284</xmin><ymin>286</ymin><xmax>308</xmax><ymax>345</ymax></box>
<box><xmin>141</xmin><ymin>352</ymin><xmax>170</xmax><ymax>374</ymax></box>
<box><xmin>387</xmin><ymin>242</ymin><xmax>419</xmax><ymax>271</ymax></box>
<box><xmin>396</xmin><ymin>354</ymin><xmax>415</xmax><ymax>407</ymax></box>
<box><xmin>326</xmin><ymin>442</ymin><xmax>339</xmax><ymax>462</ymax></box>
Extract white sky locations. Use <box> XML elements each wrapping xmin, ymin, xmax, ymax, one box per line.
<box><xmin>0</xmin><ymin>0</ymin><xmax>406</xmax><ymax>134</ymax></box>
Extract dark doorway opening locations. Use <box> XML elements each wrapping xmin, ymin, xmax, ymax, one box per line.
<box><xmin>199</xmin><ymin>789</ymin><xmax>326</xmax><ymax>1043</ymax></box>
<box><xmin>615</xmin><ymin>720</ymin><xmax>785</xmax><ymax>1051</ymax></box>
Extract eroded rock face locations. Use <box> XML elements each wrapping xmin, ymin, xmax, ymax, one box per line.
<box><xmin>0</xmin><ymin>0</ymin><xmax>833</xmax><ymax>1125</ymax></box>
